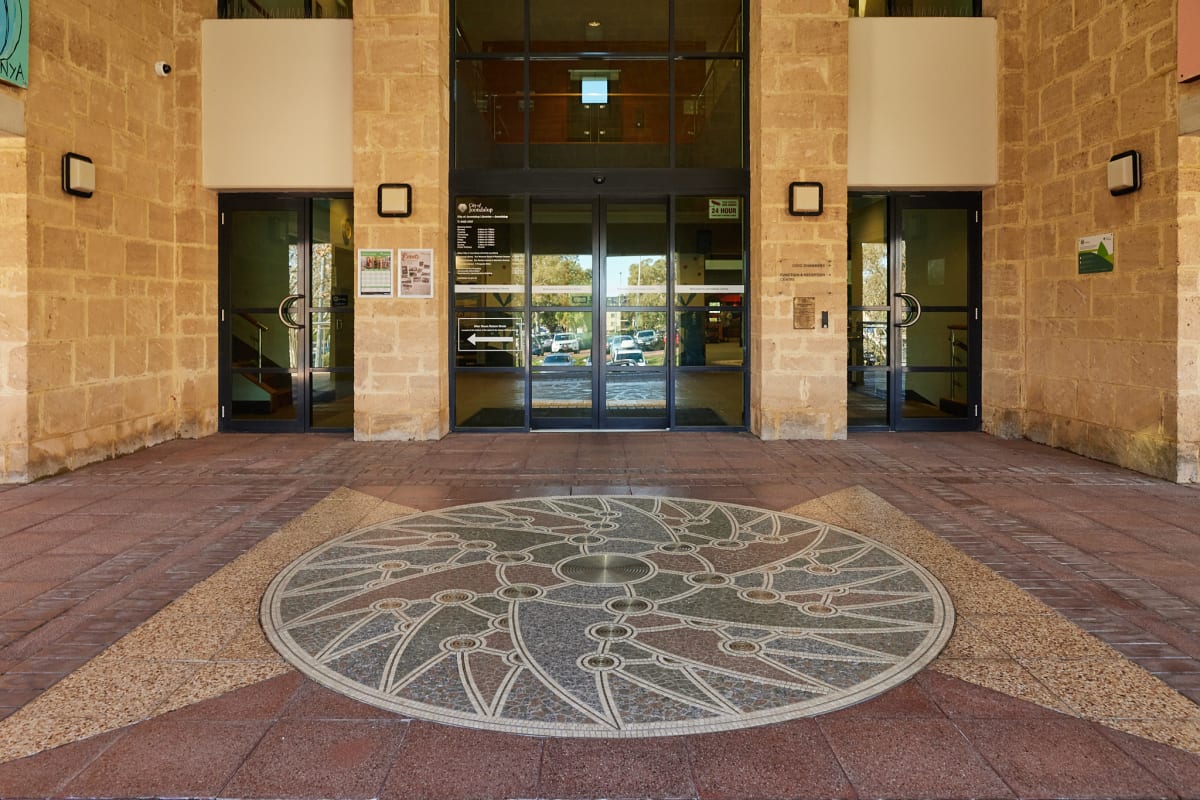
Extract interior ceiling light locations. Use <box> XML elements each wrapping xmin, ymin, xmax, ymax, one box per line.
<box><xmin>587</xmin><ymin>20</ymin><xmax>601</xmax><ymax>27</ymax></box>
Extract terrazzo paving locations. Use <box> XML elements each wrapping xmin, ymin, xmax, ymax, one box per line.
<box><xmin>0</xmin><ymin>431</ymin><xmax>1199</xmax><ymax>799</ymax></box>
<box><xmin>262</xmin><ymin>497</ymin><xmax>953</xmax><ymax>736</ymax></box>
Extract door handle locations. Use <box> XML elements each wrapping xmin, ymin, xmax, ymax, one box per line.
<box><xmin>277</xmin><ymin>294</ymin><xmax>305</xmax><ymax>329</ymax></box>
<box><xmin>895</xmin><ymin>293</ymin><xmax>922</xmax><ymax>328</ymax></box>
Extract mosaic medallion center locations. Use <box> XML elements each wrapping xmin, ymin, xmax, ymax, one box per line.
<box><xmin>559</xmin><ymin>553</ymin><xmax>654</xmax><ymax>584</ymax></box>
<box><xmin>262</xmin><ymin>496</ymin><xmax>954</xmax><ymax>738</ymax></box>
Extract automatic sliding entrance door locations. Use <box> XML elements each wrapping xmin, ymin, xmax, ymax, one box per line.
<box><xmin>528</xmin><ymin>199</ymin><xmax>669</xmax><ymax>429</ymax></box>
<box><xmin>530</xmin><ymin>202</ymin><xmax>595</xmax><ymax>426</ymax></box>
<box><xmin>601</xmin><ymin>201</ymin><xmax>669</xmax><ymax>428</ymax></box>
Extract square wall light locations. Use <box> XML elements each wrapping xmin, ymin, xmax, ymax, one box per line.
<box><xmin>1107</xmin><ymin>151</ymin><xmax>1141</xmax><ymax>196</ymax></box>
<box><xmin>378</xmin><ymin>183</ymin><xmax>412</xmax><ymax>217</ymax></box>
<box><xmin>788</xmin><ymin>181</ymin><xmax>823</xmax><ymax>216</ymax></box>
<box><xmin>62</xmin><ymin>152</ymin><xmax>95</xmax><ymax>198</ymax></box>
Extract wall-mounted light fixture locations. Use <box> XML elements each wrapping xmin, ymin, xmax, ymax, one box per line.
<box><xmin>377</xmin><ymin>183</ymin><xmax>412</xmax><ymax>217</ymax></box>
<box><xmin>62</xmin><ymin>152</ymin><xmax>95</xmax><ymax>198</ymax></box>
<box><xmin>788</xmin><ymin>181</ymin><xmax>823</xmax><ymax>216</ymax></box>
<box><xmin>1107</xmin><ymin>150</ymin><xmax>1141</xmax><ymax>196</ymax></box>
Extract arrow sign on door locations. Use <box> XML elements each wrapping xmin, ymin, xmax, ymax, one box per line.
<box><xmin>467</xmin><ymin>333</ymin><xmax>515</xmax><ymax>345</ymax></box>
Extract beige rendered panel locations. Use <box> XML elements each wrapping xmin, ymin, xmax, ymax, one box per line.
<box><xmin>848</xmin><ymin>18</ymin><xmax>998</xmax><ymax>190</ymax></box>
<box><xmin>201</xmin><ymin>19</ymin><xmax>353</xmax><ymax>190</ymax></box>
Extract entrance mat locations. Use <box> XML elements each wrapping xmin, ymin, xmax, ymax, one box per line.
<box><xmin>262</xmin><ymin>496</ymin><xmax>954</xmax><ymax>738</ymax></box>
<box><xmin>458</xmin><ymin>408</ymin><xmax>728</xmax><ymax>427</ymax></box>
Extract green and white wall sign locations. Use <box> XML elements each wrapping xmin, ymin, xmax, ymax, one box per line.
<box><xmin>0</xmin><ymin>0</ymin><xmax>29</xmax><ymax>89</ymax></box>
<box><xmin>1078</xmin><ymin>233</ymin><xmax>1115</xmax><ymax>274</ymax></box>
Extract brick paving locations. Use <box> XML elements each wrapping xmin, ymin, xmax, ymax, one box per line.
<box><xmin>0</xmin><ymin>431</ymin><xmax>1198</xmax><ymax>798</ymax></box>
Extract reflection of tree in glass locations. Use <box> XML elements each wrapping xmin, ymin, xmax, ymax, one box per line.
<box><xmin>626</xmin><ymin>257</ymin><xmax>666</xmax><ymax>286</ymax></box>
<box><xmin>859</xmin><ymin>243</ymin><xmax>888</xmax><ymax>306</ymax></box>
<box><xmin>532</xmin><ymin>254</ymin><xmax>591</xmax><ymax>286</ymax></box>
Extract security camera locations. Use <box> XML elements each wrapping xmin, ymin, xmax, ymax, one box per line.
<box><xmin>154</xmin><ymin>61</ymin><xmax>172</xmax><ymax>77</ymax></box>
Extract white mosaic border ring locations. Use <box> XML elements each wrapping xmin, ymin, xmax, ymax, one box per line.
<box><xmin>261</xmin><ymin>496</ymin><xmax>955</xmax><ymax>738</ymax></box>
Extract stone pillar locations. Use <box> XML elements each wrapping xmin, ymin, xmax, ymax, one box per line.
<box><xmin>1179</xmin><ymin>132</ymin><xmax>1200</xmax><ymax>482</ymax></box>
<box><xmin>750</xmin><ymin>0</ymin><xmax>849</xmax><ymax>440</ymax></box>
<box><xmin>352</xmin><ymin>0</ymin><xmax>450</xmax><ymax>441</ymax></box>
<box><xmin>0</xmin><ymin>139</ymin><xmax>28</xmax><ymax>482</ymax></box>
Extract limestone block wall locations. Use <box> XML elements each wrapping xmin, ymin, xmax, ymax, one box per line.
<box><xmin>1180</xmin><ymin>133</ymin><xmax>1200</xmax><ymax>482</ymax></box>
<box><xmin>0</xmin><ymin>137</ymin><xmax>28</xmax><ymax>480</ymax></box>
<box><xmin>994</xmin><ymin>0</ymin><xmax>1182</xmax><ymax>479</ymax></box>
<box><xmin>14</xmin><ymin>0</ymin><xmax>216</xmax><ymax>480</ymax></box>
<box><xmin>979</xmin><ymin>0</ymin><xmax>1027</xmax><ymax>439</ymax></box>
<box><xmin>351</xmin><ymin>0</ymin><xmax>450</xmax><ymax>441</ymax></box>
<box><xmin>750</xmin><ymin>0</ymin><xmax>849</xmax><ymax>440</ymax></box>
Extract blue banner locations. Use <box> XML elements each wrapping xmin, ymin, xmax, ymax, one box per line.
<box><xmin>1</xmin><ymin>0</ymin><xmax>29</xmax><ymax>89</ymax></box>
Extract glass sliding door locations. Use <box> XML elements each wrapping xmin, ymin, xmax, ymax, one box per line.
<box><xmin>219</xmin><ymin>195</ymin><xmax>355</xmax><ymax>432</ymax></box>
<box><xmin>601</xmin><ymin>201</ymin><xmax>669</xmax><ymax>428</ymax></box>
<box><xmin>530</xmin><ymin>201</ymin><xmax>596</xmax><ymax>427</ymax></box>
<box><xmin>848</xmin><ymin>193</ymin><xmax>980</xmax><ymax>431</ymax></box>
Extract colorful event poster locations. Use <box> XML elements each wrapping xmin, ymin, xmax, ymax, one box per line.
<box><xmin>0</xmin><ymin>0</ymin><xmax>29</xmax><ymax>89</ymax></box>
<box><xmin>399</xmin><ymin>248</ymin><xmax>434</xmax><ymax>298</ymax></box>
<box><xmin>357</xmin><ymin>249</ymin><xmax>394</xmax><ymax>297</ymax></box>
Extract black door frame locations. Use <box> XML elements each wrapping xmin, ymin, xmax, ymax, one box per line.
<box><xmin>218</xmin><ymin>193</ymin><xmax>354</xmax><ymax>433</ymax></box>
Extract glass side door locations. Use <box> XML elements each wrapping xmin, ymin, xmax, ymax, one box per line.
<box><xmin>892</xmin><ymin>196</ymin><xmax>980</xmax><ymax>431</ymax></box>
<box><xmin>219</xmin><ymin>195</ymin><xmax>355</xmax><ymax>432</ymax></box>
<box><xmin>848</xmin><ymin>193</ymin><xmax>980</xmax><ymax>431</ymax></box>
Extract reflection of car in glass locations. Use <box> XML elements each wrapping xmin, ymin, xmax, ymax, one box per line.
<box><xmin>608</xmin><ymin>335</ymin><xmax>638</xmax><ymax>354</ymax></box>
<box><xmin>551</xmin><ymin>333</ymin><xmax>580</xmax><ymax>352</ymax></box>
<box><xmin>635</xmin><ymin>330</ymin><xmax>659</xmax><ymax>349</ymax></box>
<box><xmin>530</xmin><ymin>335</ymin><xmax>549</xmax><ymax>355</ymax></box>
<box><xmin>542</xmin><ymin>353</ymin><xmax>574</xmax><ymax>366</ymax></box>
<box><xmin>609</xmin><ymin>351</ymin><xmax>646</xmax><ymax>366</ymax></box>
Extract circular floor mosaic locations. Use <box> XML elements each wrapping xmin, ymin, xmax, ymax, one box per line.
<box><xmin>261</xmin><ymin>496</ymin><xmax>954</xmax><ymax>738</ymax></box>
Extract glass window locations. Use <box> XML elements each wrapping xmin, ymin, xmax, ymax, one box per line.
<box><xmin>456</xmin><ymin>311</ymin><xmax>526</xmax><ymax>368</ymax></box>
<box><xmin>454</xmin><ymin>60</ymin><xmax>525</xmax><ymax>169</ymax></box>
<box><xmin>674</xmin><ymin>196</ymin><xmax>745</xmax><ymax>286</ymax></box>
<box><xmin>676</xmin><ymin>307</ymin><xmax>742</xmax><ymax>366</ymax></box>
<box><xmin>848</xmin><ymin>371</ymin><xmax>888</xmax><ymax>426</ymax></box>
<box><xmin>529</xmin><ymin>59</ymin><xmax>670</xmax><ymax>169</ymax></box>
<box><xmin>454</xmin><ymin>196</ymin><xmax>526</xmax><ymax>306</ymax></box>
<box><xmin>455</xmin><ymin>0</ymin><xmax>524</xmax><ymax>52</ymax></box>
<box><xmin>849</xmin><ymin>195</ymin><xmax>888</xmax><ymax>307</ymax></box>
<box><xmin>456</xmin><ymin>371</ymin><xmax>526</xmax><ymax>428</ymax></box>
<box><xmin>675</xmin><ymin>372</ymin><xmax>743</xmax><ymax>426</ymax></box>
<box><xmin>606</xmin><ymin>203</ymin><xmax>668</xmax><ymax>307</ymax></box>
<box><xmin>530</xmin><ymin>0</ymin><xmax>668</xmax><ymax>52</ymax></box>
<box><xmin>849</xmin><ymin>0</ymin><xmax>979</xmax><ymax>16</ymax></box>
<box><xmin>219</xmin><ymin>0</ymin><xmax>351</xmax><ymax>19</ymax></box>
<box><xmin>676</xmin><ymin>0</ymin><xmax>743</xmax><ymax>53</ymax></box>
<box><xmin>532</xmin><ymin>202</ymin><xmax>593</xmax><ymax>306</ymax></box>
<box><xmin>676</xmin><ymin>60</ymin><xmax>743</xmax><ymax>168</ymax></box>
<box><xmin>311</xmin><ymin>373</ymin><xmax>354</xmax><ymax>428</ymax></box>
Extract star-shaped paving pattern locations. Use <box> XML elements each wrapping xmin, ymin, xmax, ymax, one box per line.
<box><xmin>262</xmin><ymin>496</ymin><xmax>954</xmax><ymax>737</ymax></box>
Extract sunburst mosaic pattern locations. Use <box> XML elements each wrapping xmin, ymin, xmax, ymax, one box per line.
<box><xmin>262</xmin><ymin>497</ymin><xmax>954</xmax><ymax>737</ymax></box>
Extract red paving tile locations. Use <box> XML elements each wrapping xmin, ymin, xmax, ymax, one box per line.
<box><xmin>539</xmin><ymin>736</ymin><xmax>696</xmax><ymax>799</ymax></box>
<box><xmin>0</xmin><ymin>432</ymin><xmax>1197</xmax><ymax>799</ymax></box>
<box><xmin>63</xmin><ymin>718</ymin><xmax>272</xmax><ymax>799</ymax></box>
<box><xmin>685</xmin><ymin>720</ymin><xmax>854</xmax><ymax>800</ymax></box>
<box><xmin>956</xmin><ymin>718</ymin><xmax>1175</xmax><ymax>799</ymax></box>
<box><xmin>825</xmin><ymin>717</ymin><xmax>1017</xmax><ymax>799</ymax></box>
<box><xmin>379</xmin><ymin>722</ymin><xmax>543</xmax><ymax>800</ymax></box>
<box><xmin>219</xmin><ymin>719</ymin><xmax>409</xmax><ymax>799</ymax></box>
<box><xmin>0</xmin><ymin>730</ymin><xmax>123</xmax><ymax>799</ymax></box>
